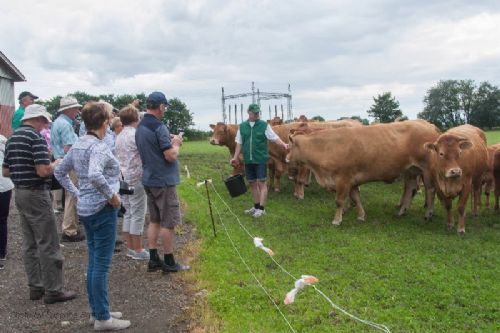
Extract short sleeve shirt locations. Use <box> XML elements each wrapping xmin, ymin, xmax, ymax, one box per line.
<box><xmin>2</xmin><ymin>125</ymin><xmax>51</xmax><ymax>188</ymax></box>
<box><xmin>116</xmin><ymin>126</ymin><xmax>142</xmax><ymax>183</ymax></box>
<box><xmin>51</xmin><ymin>114</ymin><xmax>78</xmax><ymax>158</ymax></box>
<box><xmin>135</xmin><ymin>114</ymin><xmax>179</xmax><ymax>187</ymax></box>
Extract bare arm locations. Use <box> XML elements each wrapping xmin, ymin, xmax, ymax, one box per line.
<box><xmin>230</xmin><ymin>143</ymin><xmax>242</xmax><ymax>165</ymax></box>
<box><xmin>163</xmin><ymin>135</ymin><xmax>182</xmax><ymax>162</ymax></box>
<box><xmin>2</xmin><ymin>167</ymin><xmax>9</xmax><ymax>177</ymax></box>
<box><xmin>35</xmin><ymin>160</ymin><xmax>60</xmax><ymax>178</ymax></box>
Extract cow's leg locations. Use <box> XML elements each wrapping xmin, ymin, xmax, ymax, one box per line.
<box><xmin>422</xmin><ymin>171</ymin><xmax>435</xmax><ymax>220</ymax></box>
<box><xmin>471</xmin><ymin>179</ymin><xmax>482</xmax><ymax>217</ymax></box>
<box><xmin>306</xmin><ymin>170</ymin><xmax>312</xmax><ymax>186</ymax></box>
<box><xmin>484</xmin><ymin>180</ymin><xmax>492</xmax><ymax>209</ymax></box>
<box><xmin>332</xmin><ymin>181</ymin><xmax>350</xmax><ymax>226</ymax></box>
<box><xmin>457</xmin><ymin>184</ymin><xmax>471</xmax><ymax>235</ymax></box>
<box><xmin>293</xmin><ymin>166</ymin><xmax>309</xmax><ymax>200</ymax></box>
<box><xmin>398</xmin><ymin>173</ymin><xmax>418</xmax><ymax>216</ymax></box>
<box><xmin>442</xmin><ymin>196</ymin><xmax>454</xmax><ymax>230</ymax></box>
<box><xmin>267</xmin><ymin>161</ymin><xmax>275</xmax><ymax>190</ymax></box>
<box><xmin>349</xmin><ymin>186</ymin><xmax>365</xmax><ymax>222</ymax></box>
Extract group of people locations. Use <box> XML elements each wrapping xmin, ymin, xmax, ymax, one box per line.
<box><xmin>1</xmin><ymin>91</ymin><xmax>188</xmax><ymax>331</ymax></box>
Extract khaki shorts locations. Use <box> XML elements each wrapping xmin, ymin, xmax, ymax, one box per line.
<box><xmin>144</xmin><ymin>186</ymin><xmax>181</xmax><ymax>229</ymax></box>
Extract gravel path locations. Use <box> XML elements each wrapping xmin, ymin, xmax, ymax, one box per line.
<box><xmin>0</xmin><ymin>193</ymin><xmax>199</xmax><ymax>333</ymax></box>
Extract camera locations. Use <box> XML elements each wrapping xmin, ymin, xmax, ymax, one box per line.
<box><xmin>119</xmin><ymin>180</ymin><xmax>135</xmax><ymax>195</ymax></box>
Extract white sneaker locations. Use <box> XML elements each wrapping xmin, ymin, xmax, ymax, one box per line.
<box><xmin>126</xmin><ymin>249</ymin><xmax>136</xmax><ymax>258</ymax></box>
<box><xmin>89</xmin><ymin>312</ymin><xmax>123</xmax><ymax>325</ymax></box>
<box><xmin>132</xmin><ymin>249</ymin><xmax>150</xmax><ymax>260</ymax></box>
<box><xmin>253</xmin><ymin>209</ymin><xmax>266</xmax><ymax>218</ymax></box>
<box><xmin>94</xmin><ymin>317</ymin><xmax>130</xmax><ymax>331</ymax></box>
<box><xmin>244</xmin><ymin>207</ymin><xmax>256</xmax><ymax>214</ymax></box>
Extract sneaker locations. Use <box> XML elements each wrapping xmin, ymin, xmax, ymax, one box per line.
<box><xmin>0</xmin><ymin>263</ymin><xmax>3</xmax><ymax>270</ymax></box>
<box><xmin>162</xmin><ymin>262</ymin><xmax>190</xmax><ymax>273</ymax></box>
<box><xmin>244</xmin><ymin>207</ymin><xmax>256</xmax><ymax>215</ymax></box>
<box><xmin>147</xmin><ymin>259</ymin><xmax>163</xmax><ymax>272</ymax></box>
<box><xmin>29</xmin><ymin>288</ymin><xmax>45</xmax><ymax>300</ymax></box>
<box><xmin>43</xmin><ymin>290</ymin><xmax>77</xmax><ymax>304</ymax></box>
<box><xmin>0</xmin><ymin>256</ymin><xmax>5</xmax><ymax>261</ymax></box>
<box><xmin>126</xmin><ymin>249</ymin><xmax>136</xmax><ymax>258</ymax></box>
<box><xmin>252</xmin><ymin>209</ymin><xmax>266</xmax><ymax>218</ymax></box>
<box><xmin>94</xmin><ymin>317</ymin><xmax>131</xmax><ymax>331</ymax></box>
<box><xmin>90</xmin><ymin>312</ymin><xmax>123</xmax><ymax>325</ymax></box>
<box><xmin>61</xmin><ymin>232</ymin><xmax>86</xmax><ymax>242</ymax></box>
<box><xmin>132</xmin><ymin>249</ymin><xmax>150</xmax><ymax>260</ymax></box>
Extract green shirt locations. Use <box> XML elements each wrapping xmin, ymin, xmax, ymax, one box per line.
<box><xmin>239</xmin><ymin>120</ymin><xmax>269</xmax><ymax>164</ymax></box>
<box><xmin>11</xmin><ymin>106</ymin><xmax>25</xmax><ymax>131</ymax></box>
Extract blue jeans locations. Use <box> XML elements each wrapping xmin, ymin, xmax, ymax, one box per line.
<box><xmin>80</xmin><ymin>205</ymin><xmax>118</xmax><ymax>320</ymax></box>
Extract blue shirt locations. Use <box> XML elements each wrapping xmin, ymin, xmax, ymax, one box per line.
<box><xmin>54</xmin><ymin>135</ymin><xmax>120</xmax><ymax>217</ymax></box>
<box><xmin>135</xmin><ymin>114</ymin><xmax>180</xmax><ymax>187</ymax></box>
<box><xmin>51</xmin><ymin>114</ymin><xmax>78</xmax><ymax>158</ymax></box>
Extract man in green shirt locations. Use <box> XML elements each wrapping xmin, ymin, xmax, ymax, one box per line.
<box><xmin>11</xmin><ymin>91</ymin><xmax>38</xmax><ymax>131</ymax></box>
<box><xmin>230</xmin><ymin>104</ymin><xmax>288</xmax><ymax>218</ymax></box>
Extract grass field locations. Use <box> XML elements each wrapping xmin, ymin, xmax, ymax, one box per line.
<box><xmin>178</xmin><ymin>138</ymin><xmax>500</xmax><ymax>333</ymax></box>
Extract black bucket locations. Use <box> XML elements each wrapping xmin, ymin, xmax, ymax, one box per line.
<box><xmin>224</xmin><ymin>174</ymin><xmax>247</xmax><ymax>197</ymax></box>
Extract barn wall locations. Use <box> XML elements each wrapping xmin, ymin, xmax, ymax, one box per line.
<box><xmin>0</xmin><ymin>78</ymin><xmax>15</xmax><ymax>137</ymax></box>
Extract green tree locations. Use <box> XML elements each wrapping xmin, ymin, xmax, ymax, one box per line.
<box><xmin>469</xmin><ymin>82</ymin><xmax>500</xmax><ymax>129</ymax></box>
<box><xmin>162</xmin><ymin>97</ymin><xmax>194</xmax><ymax>133</ymax></box>
<box><xmin>311</xmin><ymin>115</ymin><xmax>325</xmax><ymax>122</ymax></box>
<box><xmin>367</xmin><ymin>92</ymin><xmax>403</xmax><ymax>123</ymax></box>
<box><xmin>418</xmin><ymin>80</ymin><xmax>463</xmax><ymax>130</ymax></box>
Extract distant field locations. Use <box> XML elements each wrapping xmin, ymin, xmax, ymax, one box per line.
<box><xmin>485</xmin><ymin>129</ymin><xmax>500</xmax><ymax>144</ymax></box>
<box><xmin>179</xmin><ymin>137</ymin><xmax>500</xmax><ymax>333</ymax></box>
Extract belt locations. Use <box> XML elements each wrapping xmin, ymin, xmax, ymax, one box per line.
<box><xmin>15</xmin><ymin>184</ymin><xmax>51</xmax><ymax>190</ymax></box>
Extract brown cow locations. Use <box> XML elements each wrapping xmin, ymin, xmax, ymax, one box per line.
<box><xmin>268</xmin><ymin>119</ymin><xmax>362</xmax><ymax>197</ymax></box>
<box><xmin>493</xmin><ymin>149</ymin><xmax>500</xmax><ymax>211</ymax></box>
<box><xmin>209</xmin><ymin>122</ymin><xmax>244</xmax><ymax>175</ymax></box>
<box><xmin>424</xmin><ymin>124</ymin><xmax>488</xmax><ymax>234</ymax></box>
<box><xmin>286</xmin><ymin>120</ymin><xmax>440</xmax><ymax>225</ymax></box>
<box><xmin>482</xmin><ymin>143</ymin><xmax>500</xmax><ymax>208</ymax></box>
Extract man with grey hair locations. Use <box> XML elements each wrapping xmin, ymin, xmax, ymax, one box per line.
<box><xmin>3</xmin><ymin>104</ymin><xmax>76</xmax><ymax>304</ymax></box>
<box><xmin>52</xmin><ymin>96</ymin><xmax>85</xmax><ymax>242</ymax></box>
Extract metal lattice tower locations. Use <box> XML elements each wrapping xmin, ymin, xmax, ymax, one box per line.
<box><xmin>221</xmin><ymin>82</ymin><xmax>293</xmax><ymax>124</ymax></box>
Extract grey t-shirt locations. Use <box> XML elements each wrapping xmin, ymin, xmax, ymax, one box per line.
<box><xmin>135</xmin><ymin>114</ymin><xmax>180</xmax><ymax>187</ymax></box>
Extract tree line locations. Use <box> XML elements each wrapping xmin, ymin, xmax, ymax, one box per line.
<box><xmin>362</xmin><ymin>80</ymin><xmax>500</xmax><ymax>130</ymax></box>
<box><xmin>39</xmin><ymin>91</ymin><xmax>211</xmax><ymax>140</ymax></box>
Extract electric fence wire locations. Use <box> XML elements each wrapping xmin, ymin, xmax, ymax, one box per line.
<box><xmin>186</xmin><ymin>183</ymin><xmax>298</xmax><ymax>333</ymax></box>
<box><xmin>206</xmin><ymin>182</ymin><xmax>391</xmax><ymax>333</ymax></box>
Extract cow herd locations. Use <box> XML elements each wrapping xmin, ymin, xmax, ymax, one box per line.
<box><xmin>210</xmin><ymin>118</ymin><xmax>500</xmax><ymax>235</ymax></box>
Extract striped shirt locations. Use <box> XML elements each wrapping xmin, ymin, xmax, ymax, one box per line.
<box><xmin>2</xmin><ymin>125</ymin><xmax>51</xmax><ymax>188</ymax></box>
<box><xmin>54</xmin><ymin>134</ymin><xmax>120</xmax><ymax>217</ymax></box>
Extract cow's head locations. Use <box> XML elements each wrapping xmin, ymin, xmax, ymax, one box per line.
<box><xmin>209</xmin><ymin>122</ymin><xmax>228</xmax><ymax>145</ymax></box>
<box><xmin>425</xmin><ymin>135</ymin><xmax>472</xmax><ymax>179</ymax></box>
<box><xmin>268</xmin><ymin>117</ymin><xmax>283</xmax><ymax>126</ymax></box>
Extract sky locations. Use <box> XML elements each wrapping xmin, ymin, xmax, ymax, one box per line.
<box><xmin>2</xmin><ymin>0</ymin><xmax>500</xmax><ymax>130</ymax></box>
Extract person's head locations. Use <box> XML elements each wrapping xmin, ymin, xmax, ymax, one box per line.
<box><xmin>80</xmin><ymin>101</ymin><xmax>113</xmax><ymax>133</ymax></box>
<box><xmin>119</xmin><ymin>105</ymin><xmax>140</xmax><ymax>128</ymax></box>
<box><xmin>131</xmin><ymin>99</ymin><xmax>140</xmax><ymax>108</ymax></box>
<box><xmin>21</xmin><ymin>104</ymin><xmax>52</xmax><ymax>132</ymax></box>
<box><xmin>110</xmin><ymin>117</ymin><xmax>123</xmax><ymax>134</ymax></box>
<box><xmin>146</xmin><ymin>91</ymin><xmax>170</xmax><ymax>119</ymax></box>
<box><xmin>18</xmin><ymin>91</ymin><xmax>38</xmax><ymax>108</ymax></box>
<box><xmin>58</xmin><ymin>96</ymin><xmax>82</xmax><ymax>120</ymax></box>
<box><xmin>247</xmin><ymin>103</ymin><xmax>261</xmax><ymax>121</ymax></box>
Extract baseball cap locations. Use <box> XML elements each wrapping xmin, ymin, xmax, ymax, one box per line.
<box><xmin>21</xmin><ymin>104</ymin><xmax>52</xmax><ymax>122</ymax></box>
<box><xmin>248</xmin><ymin>104</ymin><xmax>261</xmax><ymax>113</ymax></box>
<box><xmin>146</xmin><ymin>91</ymin><xmax>170</xmax><ymax>106</ymax></box>
<box><xmin>18</xmin><ymin>91</ymin><xmax>38</xmax><ymax>101</ymax></box>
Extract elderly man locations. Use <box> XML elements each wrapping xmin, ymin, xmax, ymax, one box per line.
<box><xmin>2</xmin><ymin>104</ymin><xmax>76</xmax><ymax>304</ymax></box>
<box><xmin>11</xmin><ymin>91</ymin><xmax>38</xmax><ymax>131</ymax></box>
<box><xmin>52</xmin><ymin>96</ymin><xmax>85</xmax><ymax>242</ymax></box>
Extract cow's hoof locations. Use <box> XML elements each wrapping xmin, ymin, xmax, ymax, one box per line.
<box><xmin>356</xmin><ymin>217</ymin><xmax>365</xmax><ymax>223</ymax></box>
<box><xmin>332</xmin><ymin>220</ymin><xmax>342</xmax><ymax>226</ymax></box>
<box><xmin>457</xmin><ymin>229</ymin><xmax>465</xmax><ymax>236</ymax></box>
<box><xmin>447</xmin><ymin>224</ymin><xmax>454</xmax><ymax>231</ymax></box>
<box><xmin>424</xmin><ymin>212</ymin><xmax>433</xmax><ymax>221</ymax></box>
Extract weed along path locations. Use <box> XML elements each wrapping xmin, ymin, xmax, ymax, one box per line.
<box><xmin>0</xmin><ymin>196</ymin><xmax>201</xmax><ymax>333</ymax></box>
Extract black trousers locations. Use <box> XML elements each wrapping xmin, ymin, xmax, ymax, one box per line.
<box><xmin>0</xmin><ymin>190</ymin><xmax>12</xmax><ymax>258</ymax></box>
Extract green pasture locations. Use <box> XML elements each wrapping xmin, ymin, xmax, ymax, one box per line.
<box><xmin>178</xmin><ymin>139</ymin><xmax>500</xmax><ymax>333</ymax></box>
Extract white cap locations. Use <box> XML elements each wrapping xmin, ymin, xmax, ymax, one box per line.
<box><xmin>21</xmin><ymin>104</ymin><xmax>52</xmax><ymax>122</ymax></box>
<box><xmin>58</xmin><ymin>96</ymin><xmax>82</xmax><ymax>112</ymax></box>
